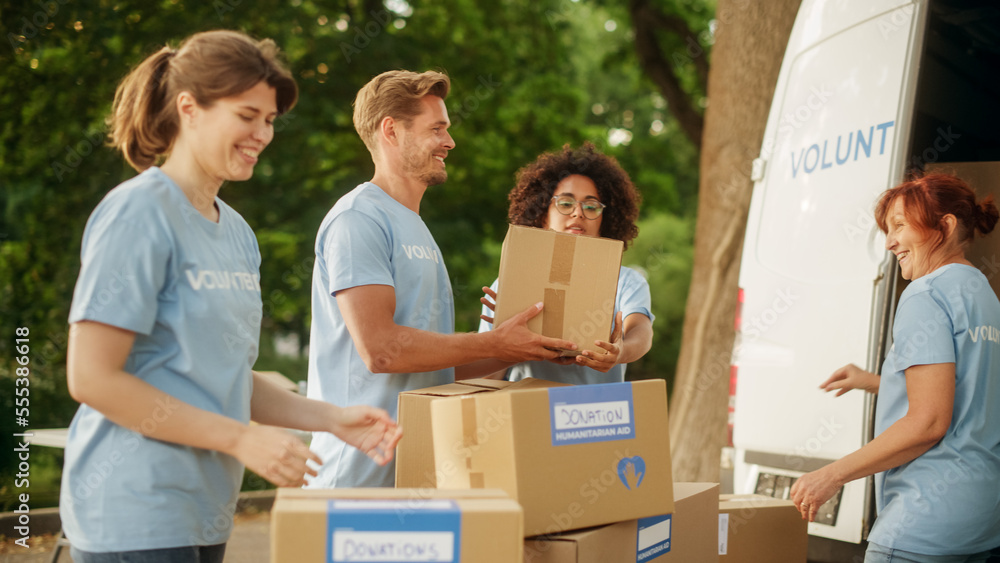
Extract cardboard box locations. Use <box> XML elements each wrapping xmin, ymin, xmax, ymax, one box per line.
<box><xmin>718</xmin><ymin>494</ymin><xmax>807</xmax><ymax>563</ymax></box>
<box><xmin>523</xmin><ymin>520</ymin><xmax>636</xmax><ymax>563</ymax></box>
<box><xmin>271</xmin><ymin>488</ymin><xmax>523</xmax><ymax>563</ymax></box>
<box><xmin>431</xmin><ymin>378</ymin><xmax>674</xmax><ymax>536</ymax></box>
<box><xmin>493</xmin><ymin>225</ymin><xmax>623</xmax><ymax>355</ymax></box>
<box><xmin>658</xmin><ymin>482</ymin><xmax>720</xmax><ymax>562</ymax></box>
<box><xmin>396</xmin><ymin>378</ymin><xmax>514</xmax><ymax>489</ymax></box>
<box><xmin>522</xmin><ymin>482</ymin><xmax>719</xmax><ymax>563</ymax></box>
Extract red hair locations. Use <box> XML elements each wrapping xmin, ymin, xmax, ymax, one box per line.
<box><xmin>875</xmin><ymin>172</ymin><xmax>999</xmax><ymax>248</ymax></box>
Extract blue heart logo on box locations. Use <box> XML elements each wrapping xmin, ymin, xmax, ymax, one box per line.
<box><xmin>617</xmin><ymin>456</ymin><xmax>646</xmax><ymax>489</ymax></box>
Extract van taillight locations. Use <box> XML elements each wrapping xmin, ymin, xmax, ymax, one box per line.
<box><xmin>728</xmin><ymin>365</ymin><xmax>737</xmax><ymax>447</ymax></box>
<box><xmin>735</xmin><ymin>287</ymin><xmax>744</xmax><ymax>331</ymax></box>
<box><xmin>728</xmin><ymin>288</ymin><xmax>744</xmax><ymax>447</ymax></box>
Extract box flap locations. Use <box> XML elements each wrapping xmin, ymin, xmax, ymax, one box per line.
<box><xmin>278</xmin><ymin>488</ymin><xmax>513</xmax><ymax>501</ymax></box>
<box><xmin>400</xmin><ymin>382</ymin><xmax>497</xmax><ymax>398</ymax></box>
<box><xmin>502</xmin><ymin>377</ymin><xmax>570</xmax><ymax>391</ymax></box>
<box><xmin>674</xmin><ymin>482</ymin><xmax>719</xmax><ymax>501</ymax></box>
<box><xmin>719</xmin><ymin>494</ymin><xmax>794</xmax><ymax>510</ymax></box>
<box><xmin>460</xmin><ymin>378</ymin><xmax>512</xmax><ymax>390</ymax></box>
<box><xmin>536</xmin><ymin>523</ymin><xmax>615</xmax><ymax>542</ymax></box>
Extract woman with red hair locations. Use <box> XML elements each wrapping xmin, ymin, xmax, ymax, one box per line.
<box><xmin>792</xmin><ymin>173</ymin><xmax>1000</xmax><ymax>561</ymax></box>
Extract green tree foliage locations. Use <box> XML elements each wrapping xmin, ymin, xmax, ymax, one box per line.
<box><xmin>1</xmin><ymin>0</ymin><xmax>705</xmax><ymax>507</ymax></box>
<box><xmin>622</xmin><ymin>211</ymin><xmax>694</xmax><ymax>382</ymax></box>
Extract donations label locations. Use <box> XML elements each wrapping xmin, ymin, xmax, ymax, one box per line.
<box><xmin>327</xmin><ymin>499</ymin><xmax>461</xmax><ymax>562</ymax></box>
<box><xmin>548</xmin><ymin>383</ymin><xmax>636</xmax><ymax>445</ymax></box>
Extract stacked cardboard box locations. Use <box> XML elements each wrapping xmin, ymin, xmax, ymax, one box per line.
<box><xmin>659</xmin><ymin>483</ymin><xmax>720</xmax><ymax>562</ymax></box>
<box><xmin>395</xmin><ymin>375</ymin><xmax>682</xmax><ymax>558</ymax></box>
<box><xmin>522</xmin><ymin>482</ymin><xmax>720</xmax><ymax>563</ymax></box>
<box><xmin>395</xmin><ymin>378</ymin><xmax>516</xmax><ymax>490</ymax></box>
<box><xmin>388</xmin><ymin>226</ymin><xmax>706</xmax><ymax>561</ymax></box>
<box><xmin>270</xmin><ymin>226</ymin><xmax>807</xmax><ymax>562</ymax></box>
<box><xmin>718</xmin><ymin>494</ymin><xmax>808</xmax><ymax>563</ymax></box>
<box><xmin>426</xmin><ymin>377</ymin><xmax>674</xmax><ymax>536</ymax></box>
<box><xmin>271</xmin><ymin>488</ymin><xmax>523</xmax><ymax>563</ymax></box>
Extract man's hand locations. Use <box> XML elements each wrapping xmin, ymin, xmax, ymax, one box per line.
<box><xmin>491</xmin><ymin>302</ymin><xmax>577</xmax><ymax>362</ymax></box>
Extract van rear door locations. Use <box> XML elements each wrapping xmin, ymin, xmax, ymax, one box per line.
<box><xmin>732</xmin><ymin>0</ymin><xmax>927</xmax><ymax>544</ymax></box>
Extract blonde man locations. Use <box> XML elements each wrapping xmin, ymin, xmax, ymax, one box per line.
<box><xmin>307</xmin><ymin>70</ymin><xmax>575</xmax><ymax>487</ymax></box>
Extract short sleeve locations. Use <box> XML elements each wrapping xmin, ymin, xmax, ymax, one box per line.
<box><xmin>320</xmin><ymin>209</ymin><xmax>394</xmax><ymax>296</ymax></box>
<box><xmin>618</xmin><ymin>268</ymin><xmax>654</xmax><ymax>323</ymax></box>
<box><xmin>69</xmin><ymin>211</ymin><xmax>169</xmax><ymax>335</ymax></box>
<box><xmin>891</xmin><ymin>290</ymin><xmax>956</xmax><ymax>372</ymax></box>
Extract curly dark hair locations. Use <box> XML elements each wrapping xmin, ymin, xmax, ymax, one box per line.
<box><xmin>507</xmin><ymin>142</ymin><xmax>641</xmax><ymax>248</ymax></box>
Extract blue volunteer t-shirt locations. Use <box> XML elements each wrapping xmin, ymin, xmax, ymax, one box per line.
<box><xmin>869</xmin><ymin>264</ymin><xmax>1000</xmax><ymax>554</ymax></box>
<box><xmin>307</xmin><ymin>182</ymin><xmax>454</xmax><ymax>488</ymax></box>
<box><xmin>478</xmin><ymin>265</ymin><xmax>654</xmax><ymax>384</ymax></box>
<box><xmin>61</xmin><ymin>167</ymin><xmax>262</xmax><ymax>552</ymax></box>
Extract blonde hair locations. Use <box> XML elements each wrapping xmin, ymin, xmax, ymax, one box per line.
<box><xmin>109</xmin><ymin>30</ymin><xmax>297</xmax><ymax>171</ymax></box>
<box><xmin>352</xmin><ymin>70</ymin><xmax>450</xmax><ymax>155</ymax></box>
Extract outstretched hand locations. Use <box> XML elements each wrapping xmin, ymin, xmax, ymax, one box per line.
<box><xmin>790</xmin><ymin>465</ymin><xmax>843</xmax><ymax>522</ymax></box>
<box><xmin>231</xmin><ymin>424</ymin><xmax>320</xmax><ymax>488</ymax></box>
<box><xmin>573</xmin><ymin>311</ymin><xmax>624</xmax><ymax>373</ymax></box>
<box><xmin>820</xmin><ymin>363</ymin><xmax>880</xmax><ymax>396</ymax></box>
<box><xmin>330</xmin><ymin>405</ymin><xmax>403</xmax><ymax>466</ymax></box>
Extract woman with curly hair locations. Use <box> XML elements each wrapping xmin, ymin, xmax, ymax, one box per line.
<box><xmin>478</xmin><ymin>142</ymin><xmax>654</xmax><ymax>384</ymax></box>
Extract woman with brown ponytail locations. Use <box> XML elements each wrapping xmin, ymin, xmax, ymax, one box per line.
<box><xmin>791</xmin><ymin>173</ymin><xmax>1000</xmax><ymax>561</ymax></box>
<box><xmin>62</xmin><ymin>30</ymin><xmax>400</xmax><ymax>562</ymax></box>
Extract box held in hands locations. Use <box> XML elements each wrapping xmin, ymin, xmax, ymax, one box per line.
<box><xmin>493</xmin><ymin>225</ymin><xmax>623</xmax><ymax>356</ymax></box>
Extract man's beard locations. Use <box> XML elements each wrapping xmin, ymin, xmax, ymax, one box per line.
<box><xmin>402</xmin><ymin>147</ymin><xmax>447</xmax><ymax>187</ymax></box>
<box><xmin>420</xmin><ymin>168</ymin><xmax>448</xmax><ymax>186</ymax></box>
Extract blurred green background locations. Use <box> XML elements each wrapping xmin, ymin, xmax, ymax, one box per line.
<box><xmin>0</xmin><ymin>0</ymin><xmax>713</xmax><ymax>508</ymax></box>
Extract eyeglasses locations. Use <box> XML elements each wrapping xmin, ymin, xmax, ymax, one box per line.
<box><xmin>550</xmin><ymin>195</ymin><xmax>606</xmax><ymax>220</ymax></box>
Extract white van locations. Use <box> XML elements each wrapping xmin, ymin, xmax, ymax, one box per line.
<box><xmin>730</xmin><ymin>0</ymin><xmax>1000</xmax><ymax>558</ymax></box>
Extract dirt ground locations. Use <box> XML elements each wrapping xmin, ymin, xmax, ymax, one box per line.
<box><xmin>0</xmin><ymin>510</ymin><xmax>271</xmax><ymax>563</ymax></box>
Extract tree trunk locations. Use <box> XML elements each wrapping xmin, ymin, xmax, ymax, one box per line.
<box><xmin>668</xmin><ymin>0</ymin><xmax>801</xmax><ymax>482</ymax></box>
<box><xmin>629</xmin><ymin>0</ymin><xmax>707</xmax><ymax>148</ymax></box>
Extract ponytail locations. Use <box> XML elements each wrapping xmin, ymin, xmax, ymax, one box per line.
<box><xmin>109</xmin><ymin>47</ymin><xmax>177</xmax><ymax>171</ymax></box>
<box><xmin>107</xmin><ymin>30</ymin><xmax>298</xmax><ymax>173</ymax></box>
<box><xmin>975</xmin><ymin>194</ymin><xmax>999</xmax><ymax>236</ymax></box>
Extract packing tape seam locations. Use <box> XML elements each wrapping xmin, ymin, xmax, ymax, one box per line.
<box><xmin>549</xmin><ymin>234</ymin><xmax>575</xmax><ymax>285</ymax></box>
